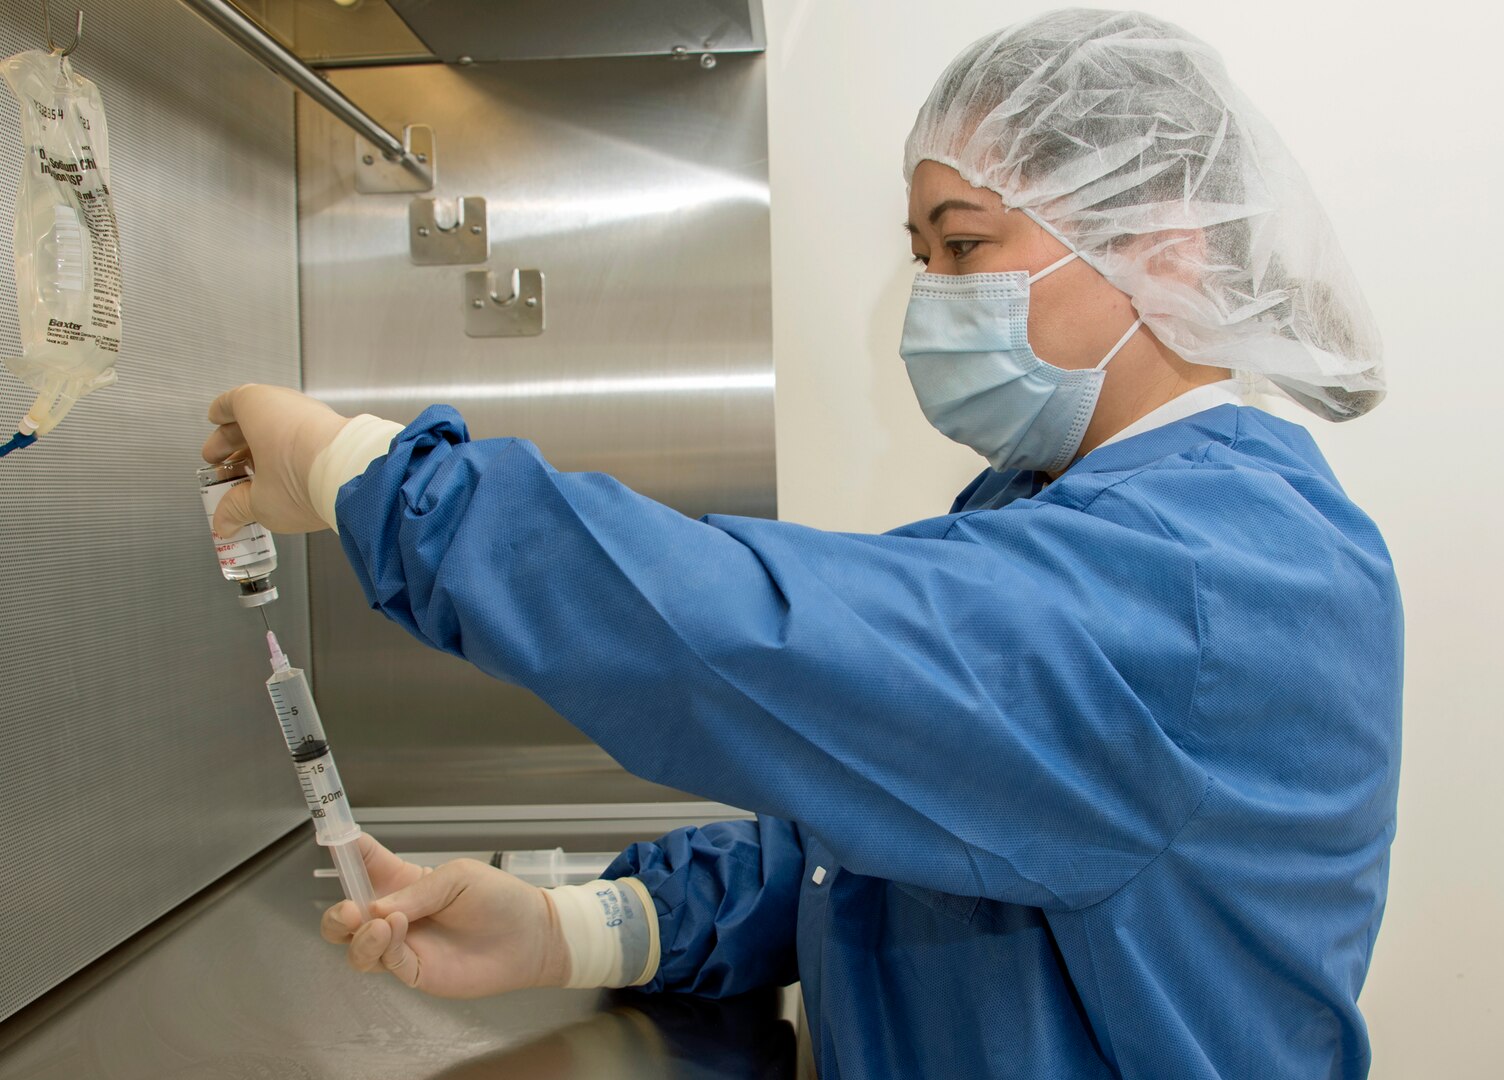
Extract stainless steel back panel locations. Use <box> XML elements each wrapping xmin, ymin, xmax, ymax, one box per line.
<box><xmin>298</xmin><ymin>56</ymin><xmax>774</xmax><ymax>807</ymax></box>
<box><xmin>0</xmin><ymin>0</ymin><xmax>307</xmax><ymax>1022</ymax></box>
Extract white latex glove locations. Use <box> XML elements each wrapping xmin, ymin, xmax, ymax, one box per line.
<box><xmin>201</xmin><ymin>384</ymin><xmax>351</xmax><ymax>535</ymax></box>
<box><xmin>321</xmin><ymin>833</ymin><xmax>572</xmax><ymax>998</ymax></box>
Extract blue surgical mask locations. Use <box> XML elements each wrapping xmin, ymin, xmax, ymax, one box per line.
<box><xmin>899</xmin><ymin>249</ymin><xmax>1142</xmax><ymax>474</ymax></box>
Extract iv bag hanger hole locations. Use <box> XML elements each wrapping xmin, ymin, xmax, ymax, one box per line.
<box><xmin>465</xmin><ymin>269</ymin><xmax>544</xmax><ymax>337</ymax></box>
<box><xmin>410</xmin><ymin>196</ymin><xmax>487</xmax><ymax>265</ymax></box>
<box><xmin>356</xmin><ymin>124</ymin><xmax>435</xmax><ymax>194</ymax></box>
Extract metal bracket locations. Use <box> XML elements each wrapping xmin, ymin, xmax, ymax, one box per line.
<box><xmin>409</xmin><ymin>196</ymin><xmax>487</xmax><ymax>265</ymax></box>
<box><xmin>355</xmin><ymin>124</ymin><xmax>435</xmax><ymax>193</ymax></box>
<box><xmin>465</xmin><ymin>269</ymin><xmax>545</xmax><ymax>337</ymax></box>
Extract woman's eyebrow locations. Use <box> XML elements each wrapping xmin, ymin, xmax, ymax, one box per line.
<box><xmin>905</xmin><ymin>198</ymin><xmax>991</xmax><ymax>235</ymax></box>
<box><xmin>927</xmin><ymin>198</ymin><xmax>988</xmax><ymax>225</ymax></box>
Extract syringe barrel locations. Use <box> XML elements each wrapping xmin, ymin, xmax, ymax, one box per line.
<box><xmin>266</xmin><ymin>666</ymin><xmax>328</xmax><ymax>757</ymax></box>
<box><xmin>296</xmin><ymin>751</ymin><xmax>360</xmax><ymax>847</ymax></box>
<box><xmin>268</xmin><ymin>666</ymin><xmax>356</xmax><ymax>843</ymax></box>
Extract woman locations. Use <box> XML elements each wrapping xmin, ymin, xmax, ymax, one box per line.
<box><xmin>205</xmin><ymin>10</ymin><xmax>1400</xmax><ymax>1078</ymax></box>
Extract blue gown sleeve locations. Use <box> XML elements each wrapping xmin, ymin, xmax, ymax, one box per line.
<box><xmin>337</xmin><ymin>407</ymin><xmax>1211</xmax><ymax>911</ymax></box>
<box><xmin>603</xmin><ymin>815</ymin><xmax>803</xmax><ymax>996</ymax></box>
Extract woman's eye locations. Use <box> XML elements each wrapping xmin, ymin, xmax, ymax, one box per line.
<box><xmin>911</xmin><ymin>253</ymin><xmax>930</xmax><ymax>266</ymax></box>
<box><xmin>947</xmin><ymin>240</ymin><xmax>980</xmax><ymax>259</ymax></box>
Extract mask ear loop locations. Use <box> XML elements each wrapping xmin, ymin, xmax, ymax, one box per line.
<box><xmin>1018</xmin><ymin>205</ymin><xmax>1076</xmax><ymax>248</ymax></box>
<box><xmin>1095</xmin><ymin>318</ymin><xmax>1144</xmax><ymax>370</ymax></box>
<box><xmin>1015</xmin><ymin>204</ymin><xmax>1144</xmax><ymax>371</ymax></box>
<box><xmin>1027</xmin><ymin>250</ymin><xmax>1079</xmax><ymax>283</ymax></box>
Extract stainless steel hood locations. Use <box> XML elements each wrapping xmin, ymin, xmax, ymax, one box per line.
<box><xmin>296</xmin><ymin>53</ymin><xmax>775</xmax><ymax>809</ymax></box>
<box><xmin>388</xmin><ymin>0</ymin><xmax>765</xmax><ymax>62</ymax></box>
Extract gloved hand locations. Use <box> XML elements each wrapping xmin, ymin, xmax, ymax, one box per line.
<box><xmin>321</xmin><ymin>833</ymin><xmax>571</xmax><ymax>998</ymax></box>
<box><xmin>201</xmin><ymin>384</ymin><xmax>351</xmax><ymax>535</ymax></box>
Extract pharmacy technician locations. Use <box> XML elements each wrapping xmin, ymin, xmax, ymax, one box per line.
<box><xmin>203</xmin><ymin>10</ymin><xmax>1402</xmax><ymax>1079</ymax></box>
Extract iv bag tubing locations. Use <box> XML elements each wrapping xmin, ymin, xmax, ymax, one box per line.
<box><xmin>0</xmin><ymin>431</ymin><xmax>36</xmax><ymax>457</ymax></box>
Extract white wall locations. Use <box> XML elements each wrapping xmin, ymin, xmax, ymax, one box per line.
<box><xmin>761</xmin><ymin>2</ymin><xmax>1503</xmax><ymax>1076</ymax></box>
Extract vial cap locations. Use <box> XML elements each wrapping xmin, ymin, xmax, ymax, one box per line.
<box><xmin>237</xmin><ymin>579</ymin><xmax>279</xmax><ymax>607</ymax></box>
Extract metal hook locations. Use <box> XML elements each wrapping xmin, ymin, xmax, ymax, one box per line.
<box><xmin>464</xmin><ymin>269</ymin><xmax>545</xmax><ymax>337</ymax></box>
<box><xmin>40</xmin><ymin>0</ymin><xmax>83</xmax><ymax>58</ymax></box>
<box><xmin>486</xmin><ymin>268</ymin><xmax>522</xmax><ymax>306</ymax></box>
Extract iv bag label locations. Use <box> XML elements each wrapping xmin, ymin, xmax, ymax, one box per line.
<box><xmin>200</xmin><ymin>477</ymin><xmax>276</xmax><ymax>568</ymax></box>
<box><xmin>77</xmin><ymin>186</ymin><xmax>121</xmax><ymax>337</ymax></box>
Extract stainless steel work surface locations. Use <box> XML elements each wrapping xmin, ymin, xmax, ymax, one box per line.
<box><xmin>297</xmin><ymin>55</ymin><xmax>774</xmax><ymax>808</ymax></box>
<box><xmin>0</xmin><ymin>827</ymin><xmax>798</xmax><ymax>1079</ymax></box>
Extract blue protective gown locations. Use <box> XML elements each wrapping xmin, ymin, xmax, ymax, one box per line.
<box><xmin>336</xmin><ymin>403</ymin><xmax>1402</xmax><ymax>1080</ymax></box>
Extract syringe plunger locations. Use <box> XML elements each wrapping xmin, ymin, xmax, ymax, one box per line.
<box><xmin>330</xmin><ymin>838</ymin><xmax>374</xmax><ymax>922</ymax></box>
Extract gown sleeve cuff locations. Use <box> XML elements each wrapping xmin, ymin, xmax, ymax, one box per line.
<box><xmin>548</xmin><ymin>877</ymin><xmax>662</xmax><ymax>989</ymax></box>
<box><xmin>308</xmin><ymin>414</ymin><xmax>406</xmax><ymax>533</ymax></box>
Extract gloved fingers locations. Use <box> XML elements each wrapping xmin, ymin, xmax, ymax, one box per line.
<box><xmin>369</xmin><ymin>861</ymin><xmax>465</xmax><ymax>923</ymax></box>
<box><xmin>320</xmin><ymin>899</ymin><xmax>362</xmax><ymax>945</ymax></box>
<box><xmin>207</xmin><ymin>384</ymin><xmax>255</xmax><ymax>427</ymax></box>
<box><xmin>379</xmin><ymin>911</ymin><xmax>422</xmax><ymax>989</ymax></box>
<box><xmin>347</xmin><ymin>915</ymin><xmax>395</xmax><ymax>973</ymax></box>
<box><xmin>211</xmin><ymin>478</ymin><xmax>256</xmax><ymax>536</ymax></box>
<box><xmin>356</xmin><ymin>832</ymin><xmax>429</xmax><ymax>895</ymax></box>
<box><xmin>201</xmin><ymin>421</ymin><xmax>247</xmax><ymax>465</ymax></box>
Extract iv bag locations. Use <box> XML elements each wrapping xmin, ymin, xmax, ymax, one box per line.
<box><xmin>0</xmin><ymin>49</ymin><xmax>121</xmax><ymax>437</ymax></box>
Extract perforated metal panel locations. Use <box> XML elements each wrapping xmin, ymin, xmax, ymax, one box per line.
<box><xmin>0</xmin><ymin>0</ymin><xmax>307</xmax><ymax>1021</ymax></box>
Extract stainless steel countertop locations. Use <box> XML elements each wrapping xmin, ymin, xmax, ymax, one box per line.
<box><xmin>0</xmin><ymin>826</ymin><xmax>800</xmax><ymax>1079</ymax></box>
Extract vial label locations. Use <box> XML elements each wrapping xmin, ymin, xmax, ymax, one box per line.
<box><xmin>200</xmin><ymin>477</ymin><xmax>277</xmax><ymax>570</ymax></box>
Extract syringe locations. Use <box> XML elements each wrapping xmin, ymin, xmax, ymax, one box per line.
<box><xmin>264</xmin><ymin>630</ymin><xmax>375</xmax><ymax>921</ymax></box>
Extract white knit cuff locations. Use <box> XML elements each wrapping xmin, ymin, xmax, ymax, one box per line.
<box><xmin>548</xmin><ymin>877</ymin><xmax>661</xmax><ymax>989</ymax></box>
<box><xmin>307</xmin><ymin>414</ymin><xmax>405</xmax><ymax>533</ymax></box>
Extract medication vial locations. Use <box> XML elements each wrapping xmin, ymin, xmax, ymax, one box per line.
<box><xmin>197</xmin><ymin>461</ymin><xmax>279</xmax><ymax>607</ymax></box>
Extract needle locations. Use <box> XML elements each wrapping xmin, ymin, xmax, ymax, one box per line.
<box><xmin>259</xmin><ymin>606</ymin><xmax>271</xmax><ymax>633</ymax></box>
